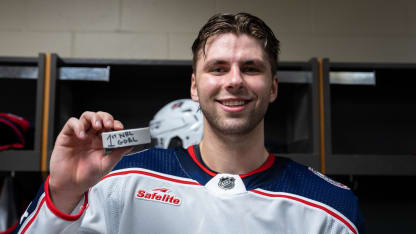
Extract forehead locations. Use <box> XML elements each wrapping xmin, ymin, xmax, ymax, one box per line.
<box><xmin>196</xmin><ymin>33</ymin><xmax>267</xmax><ymax>66</ymax></box>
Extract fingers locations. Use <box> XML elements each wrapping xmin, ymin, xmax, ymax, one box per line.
<box><xmin>102</xmin><ymin>146</ymin><xmax>133</xmax><ymax>174</ymax></box>
<box><xmin>80</xmin><ymin>111</ymin><xmax>123</xmax><ymax>132</ymax></box>
<box><xmin>113</xmin><ymin>120</ymin><xmax>124</xmax><ymax>131</ymax></box>
<box><xmin>97</xmin><ymin>111</ymin><xmax>114</xmax><ymax>130</ymax></box>
<box><xmin>62</xmin><ymin>117</ymin><xmax>86</xmax><ymax>139</ymax></box>
<box><xmin>80</xmin><ymin>111</ymin><xmax>107</xmax><ymax>131</ymax></box>
<box><xmin>62</xmin><ymin>111</ymin><xmax>124</xmax><ymax>139</ymax></box>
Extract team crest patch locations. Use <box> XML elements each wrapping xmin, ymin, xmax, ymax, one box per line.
<box><xmin>308</xmin><ymin>167</ymin><xmax>350</xmax><ymax>190</ymax></box>
<box><xmin>218</xmin><ymin>176</ymin><xmax>235</xmax><ymax>190</ymax></box>
<box><xmin>136</xmin><ymin>188</ymin><xmax>182</xmax><ymax>205</ymax></box>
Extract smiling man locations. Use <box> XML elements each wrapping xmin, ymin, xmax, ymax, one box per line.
<box><xmin>191</xmin><ymin>31</ymin><xmax>278</xmax><ymax>175</ymax></box>
<box><xmin>16</xmin><ymin>13</ymin><xmax>365</xmax><ymax>234</ymax></box>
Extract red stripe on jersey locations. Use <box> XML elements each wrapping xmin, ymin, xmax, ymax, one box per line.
<box><xmin>44</xmin><ymin>176</ymin><xmax>89</xmax><ymax>221</ymax></box>
<box><xmin>21</xmin><ymin>198</ymin><xmax>46</xmax><ymax>234</ymax></box>
<box><xmin>187</xmin><ymin>145</ymin><xmax>275</xmax><ymax>178</ymax></box>
<box><xmin>187</xmin><ymin>145</ymin><xmax>216</xmax><ymax>177</ymax></box>
<box><xmin>240</xmin><ymin>153</ymin><xmax>274</xmax><ymax>178</ymax></box>
<box><xmin>250</xmin><ymin>189</ymin><xmax>357</xmax><ymax>234</ymax></box>
<box><xmin>0</xmin><ymin>221</ymin><xmax>17</xmax><ymax>234</ymax></box>
<box><xmin>102</xmin><ymin>170</ymin><xmax>201</xmax><ymax>186</ymax></box>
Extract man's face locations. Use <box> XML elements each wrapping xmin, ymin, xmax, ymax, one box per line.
<box><xmin>191</xmin><ymin>33</ymin><xmax>278</xmax><ymax>135</ymax></box>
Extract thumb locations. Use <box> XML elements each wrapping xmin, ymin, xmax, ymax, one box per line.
<box><xmin>101</xmin><ymin>147</ymin><xmax>134</xmax><ymax>173</ymax></box>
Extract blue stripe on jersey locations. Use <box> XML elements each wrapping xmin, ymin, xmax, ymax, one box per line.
<box><xmin>14</xmin><ymin>180</ymin><xmax>46</xmax><ymax>234</ymax></box>
<box><xmin>112</xmin><ymin>148</ymin><xmax>191</xmax><ymax>180</ymax></box>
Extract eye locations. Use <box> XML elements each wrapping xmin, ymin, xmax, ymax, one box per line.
<box><xmin>243</xmin><ymin>66</ymin><xmax>260</xmax><ymax>74</ymax></box>
<box><xmin>210</xmin><ymin>67</ymin><xmax>226</xmax><ymax>75</ymax></box>
<box><xmin>213</xmin><ymin>67</ymin><xmax>223</xmax><ymax>72</ymax></box>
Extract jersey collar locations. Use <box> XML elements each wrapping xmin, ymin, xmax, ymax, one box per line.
<box><xmin>187</xmin><ymin>145</ymin><xmax>275</xmax><ymax>179</ymax></box>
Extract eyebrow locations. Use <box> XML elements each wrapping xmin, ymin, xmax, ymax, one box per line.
<box><xmin>205</xmin><ymin>60</ymin><xmax>227</xmax><ymax>66</ymax></box>
<box><xmin>201</xmin><ymin>60</ymin><xmax>227</xmax><ymax>71</ymax></box>
<box><xmin>242</xmin><ymin>59</ymin><xmax>267</xmax><ymax>70</ymax></box>
<box><xmin>204</xmin><ymin>58</ymin><xmax>266</xmax><ymax>67</ymax></box>
<box><xmin>243</xmin><ymin>59</ymin><xmax>265</xmax><ymax>65</ymax></box>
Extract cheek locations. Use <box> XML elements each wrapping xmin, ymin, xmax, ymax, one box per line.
<box><xmin>247</xmin><ymin>79</ymin><xmax>271</xmax><ymax>97</ymax></box>
<box><xmin>198</xmin><ymin>76</ymin><xmax>220</xmax><ymax>96</ymax></box>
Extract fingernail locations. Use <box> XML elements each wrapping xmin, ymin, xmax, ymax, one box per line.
<box><xmin>106</xmin><ymin>120</ymin><xmax>112</xmax><ymax>125</ymax></box>
<box><xmin>80</xmin><ymin>131</ymin><xmax>85</xmax><ymax>137</ymax></box>
<box><xmin>95</xmin><ymin>120</ymin><xmax>101</xmax><ymax>127</ymax></box>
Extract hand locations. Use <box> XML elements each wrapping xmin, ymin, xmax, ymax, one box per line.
<box><xmin>48</xmin><ymin>111</ymin><xmax>133</xmax><ymax>213</ymax></box>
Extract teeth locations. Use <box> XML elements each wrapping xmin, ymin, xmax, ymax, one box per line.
<box><xmin>222</xmin><ymin>100</ymin><xmax>245</xmax><ymax>106</ymax></box>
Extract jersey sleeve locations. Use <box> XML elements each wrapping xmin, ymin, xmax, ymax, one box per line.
<box><xmin>354</xmin><ymin>200</ymin><xmax>366</xmax><ymax>234</ymax></box>
<box><xmin>14</xmin><ymin>176</ymin><xmax>89</xmax><ymax>234</ymax></box>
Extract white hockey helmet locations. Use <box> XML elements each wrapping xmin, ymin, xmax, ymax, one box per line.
<box><xmin>150</xmin><ymin>99</ymin><xmax>203</xmax><ymax>149</ymax></box>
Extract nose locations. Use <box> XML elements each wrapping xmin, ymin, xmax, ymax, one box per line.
<box><xmin>225</xmin><ymin>65</ymin><xmax>244</xmax><ymax>92</ymax></box>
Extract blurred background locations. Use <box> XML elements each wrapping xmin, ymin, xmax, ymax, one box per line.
<box><xmin>0</xmin><ymin>0</ymin><xmax>415</xmax><ymax>62</ymax></box>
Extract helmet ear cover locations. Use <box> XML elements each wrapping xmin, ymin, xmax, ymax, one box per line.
<box><xmin>149</xmin><ymin>99</ymin><xmax>203</xmax><ymax>149</ymax></box>
<box><xmin>167</xmin><ymin>137</ymin><xmax>183</xmax><ymax>149</ymax></box>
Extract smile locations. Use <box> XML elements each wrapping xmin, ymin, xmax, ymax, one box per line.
<box><xmin>217</xmin><ymin>99</ymin><xmax>251</xmax><ymax>112</ymax></box>
<box><xmin>222</xmin><ymin>100</ymin><xmax>246</xmax><ymax>106</ymax></box>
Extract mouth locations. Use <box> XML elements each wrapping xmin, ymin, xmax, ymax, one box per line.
<box><xmin>216</xmin><ymin>98</ymin><xmax>251</xmax><ymax>111</ymax></box>
<box><xmin>221</xmin><ymin>100</ymin><xmax>247</xmax><ymax>107</ymax></box>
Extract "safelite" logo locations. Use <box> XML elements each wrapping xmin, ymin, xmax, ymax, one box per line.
<box><xmin>136</xmin><ymin>188</ymin><xmax>182</xmax><ymax>206</ymax></box>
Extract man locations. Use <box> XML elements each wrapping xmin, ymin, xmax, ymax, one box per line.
<box><xmin>16</xmin><ymin>13</ymin><xmax>364</xmax><ymax>233</ymax></box>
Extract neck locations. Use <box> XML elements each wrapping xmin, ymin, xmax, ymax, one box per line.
<box><xmin>199</xmin><ymin>120</ymin><xmax>269</xmax><ymax>175</ymax></box>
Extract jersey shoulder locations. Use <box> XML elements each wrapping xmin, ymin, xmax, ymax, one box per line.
<box><xmin>112</xmin><ymin>147</ymin><xmax>190</xmax><ymax>179</ymax></box>
<box><xmin>259</xmin><ymin>156</ymin><xmax>364</xmax><ymax>231</ymax></box>
<box><xmin>265</xmin><ymin>156</ymin><xmax>353</xmax><ymax>195</ymax></box>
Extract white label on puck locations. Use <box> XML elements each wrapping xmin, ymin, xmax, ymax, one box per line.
<box><xmin>101</xmin><ymin>127</ymin><xmax>151</xmax><ymax>149</ymax></box>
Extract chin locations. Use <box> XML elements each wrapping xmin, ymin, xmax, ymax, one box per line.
<box><xmin>201</xmin><ymin>105</ymin><xmax>265</xmax><ymax>136</ymax></box>
<box><xmin>215</xmin><ymin>120</ymin><xmax>257</xmax><ymax>135</ymax></box>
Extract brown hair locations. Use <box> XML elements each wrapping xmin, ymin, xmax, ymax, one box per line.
<box><xmin>192</xmin><ymin>12</ymin><xmax>280</xmax><ymax>75</ymax></box>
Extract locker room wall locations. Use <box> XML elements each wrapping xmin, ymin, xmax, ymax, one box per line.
<box><xmin>0</xmin><ymin>0</ymin><xmax>415</xmax><ymax>63</ymax></box>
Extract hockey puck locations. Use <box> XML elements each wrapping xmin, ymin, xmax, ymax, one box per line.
<box><xmin>101</xmin><ymin>127</ymin><xmax>151</xmax><ymax>149</ymax></box>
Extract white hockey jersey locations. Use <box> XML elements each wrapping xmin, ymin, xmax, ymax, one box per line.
<box><xmin>15</xmin><ymin>146</ymin><xmax>365</xmax><ymax>233</ymax></box>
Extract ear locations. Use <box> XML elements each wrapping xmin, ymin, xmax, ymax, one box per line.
<box><xmin>190</xmin><ymin>73</ymin><xmax>199</xmax><ymax>101</ymax></box>
<box><xmin>269</xmin><ymin>74</ymin><xmax>278</xmax><ymax>103</ymax></box>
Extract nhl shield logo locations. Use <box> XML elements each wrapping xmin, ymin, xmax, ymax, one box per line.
<box><xmin>218</xmin><ymin>176</ymin><xmax>235</xmax><ymax>190</ymax></box>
